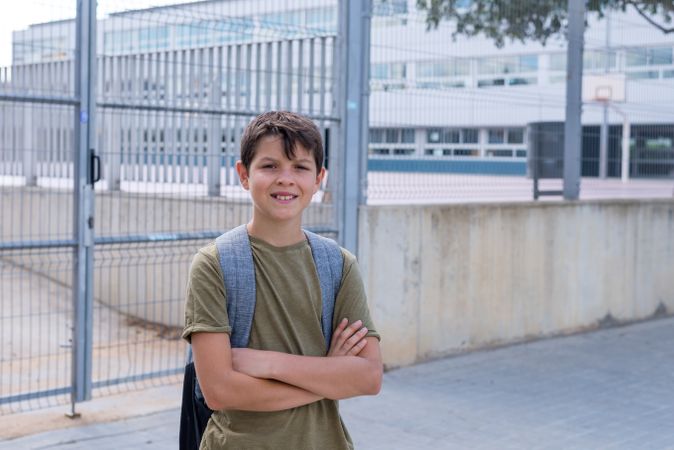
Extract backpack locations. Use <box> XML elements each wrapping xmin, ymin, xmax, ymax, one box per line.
<box><xmin>179</xmin><ymin>224</ymin><xmax>344</xmax><ymax>450</ymax></box>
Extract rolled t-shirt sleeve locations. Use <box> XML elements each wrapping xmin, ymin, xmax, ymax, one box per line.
<box><xmin>182</xmin><ymin>243</ymin><xmax>232</xmax><ymax>342</ymax></box>
<box><xmin>332</xmin><ymin>249</ymin><xmax>380</xmax><ymax>342</ymax></box>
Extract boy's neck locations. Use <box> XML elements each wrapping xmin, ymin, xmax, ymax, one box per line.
<box><xmin>246</xmin><ymin>218</ymin><xmax>305</xmax><ymax>247</ymax></box>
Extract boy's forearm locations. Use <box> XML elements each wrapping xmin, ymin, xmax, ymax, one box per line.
<box><xmin>208</xmin><ymin>369</ymin><xmax>322</xmax><ymax>411</ymax></box>
<box><xmin>234</xmin><ymin>343</ymin><xmax>382</xmax><ymax>400</ymax></box>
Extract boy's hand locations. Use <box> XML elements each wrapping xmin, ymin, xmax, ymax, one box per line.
<box><xmin>327</xmin><ymin>318</ymin><xmax>369</xmax><ymax>357</ymax></box>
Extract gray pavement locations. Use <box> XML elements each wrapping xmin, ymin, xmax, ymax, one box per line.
<box><xmin>4</xmin><ymin>316</ymin><xmax>674</xmax><ymax>449</ymax></box>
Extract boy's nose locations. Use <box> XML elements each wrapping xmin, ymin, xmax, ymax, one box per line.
<box><xmin>275</xmin><ymin>168</ymin><xmax>295</xmax><ymax>184</ymax></box>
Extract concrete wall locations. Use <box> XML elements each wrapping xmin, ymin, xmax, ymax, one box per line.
<box><xmin>4</xmin><ymin>187</ymin><xmax>674</xmax><ymax>367</ymax></box>
<box><xmin>358</xmin><ymin>200</ymin><xmax>674</xmax><ymax>368</ymax></box>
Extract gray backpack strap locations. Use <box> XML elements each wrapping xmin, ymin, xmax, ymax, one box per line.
<box><xmin>215</xmin><ymin>224</ymin><xmax>256</xmax><ymax>348</ymax></box>
<box><xmin>304</xmin><ymin>230</ymin><xmax>344</xmax><ymax>351</ymax></box>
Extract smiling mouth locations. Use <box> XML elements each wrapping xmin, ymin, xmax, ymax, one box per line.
<box><xmin>271</xmin><ymin>193</ymin><xmax>298</xmax><ymax>201</ymax></box>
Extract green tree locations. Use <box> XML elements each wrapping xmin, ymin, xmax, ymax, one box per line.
<box><xmin>416</xmin><ymin>0</ymin><xmax>674</xmax><ymax>47</ymax></box>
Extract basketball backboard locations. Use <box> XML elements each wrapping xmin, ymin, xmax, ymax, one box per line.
<box><xmin>582</xmin><ymin>74</ymin><xmax>626</xmax><ymax>103</ymax></box>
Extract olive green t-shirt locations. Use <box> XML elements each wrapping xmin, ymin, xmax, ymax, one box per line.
<box><xmin>182</xmin><ymin>235</ymin><xmax>380</xmax><ymax>450</ymax></box>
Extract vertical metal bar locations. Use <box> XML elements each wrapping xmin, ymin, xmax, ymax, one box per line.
<box><xmin>196</xmin><ymin>48</ymin><xmax>205</xmax><ymax>184</ymax></box>
<box><xmin>208</xmin><ymin>46</ymin><xmax>222</xmax><ymax>196</ymax></box>
<box><xmin>563</xmin><ymin>0</ymin><xmax>586</xmax><ymax>200</ymax></box>
<box><xmin>255</xmin><ymin>42</ymin><xmax>261</xmax><ymax>112</ymax></box>
<box><xmin>621</xmin><ymin>118</ymin><xmax>630</xmax><ymax>183</ymax></box>
<box><xmin>265</xmin><ymin>42</ymin><xmax>272</xmax><ymax>111</ymax></box>
<box><xmin>308</xmin><ymin>38</ymin><xmax>315</xmax><ymax>115</ymax></box>
<box><xmin>233</xmin><ymin>44</ymin><xmax>242</xmax><ymax>181</ymax></box>
<box><xmin>225</xmin><ymin>45</ymin><xmax>233</xmax><ymax>186</ymax></box>
<box><xmin>245</xmin><ymin>43</ymin><xmax>252</xmax><ymax>112</ymax></box>
<box><xmin>286</xmin><ymin>40</ymin><xmax>293</xmax><ymax>110</ymax></box>
<box><xmin>72</xmin><ymin>0</ymin><xmax>97</xmax><ymax>413</ymax></box>
<box><xmin>599</xmin><ymin>11</ymin><xmax>611</xmax><ymax>179</ymax></box>
<box><xmin>276</xmin><ymin>41</ymin><xmax>283</xmax><ymax>109</ymax></box>
<box><xmin>23</xmin><ymin>103</ymin><xmax>37</xmax><ymax>186</ymax></box>
<box><xmin>337</xmin><ymin>0</ymin><xmax>371</xmax><ymax>253</ymax></box>
<box><xmin>186</xmin><ymin>49</ymin><xmax>195</xmax><ymax>184</ymax></box>
<box><xmin>319</xmin><ymin>37</ymin><xmax>326</xmax><ymax>117</ymax></box>
<box><xmin>108</xmin><ymin>56</ymin><xmax>120</xmax><ymax>190</ymax></box>
<box><xmin>298</xmin><ymin>39</ymin><xmax>304</xmax><ymax>113</ymax></box>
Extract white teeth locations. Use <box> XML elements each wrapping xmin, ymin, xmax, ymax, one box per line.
<box><xmin>275</xmin><ymin>194</ymin><xmax>294</xmax><ymax>201</ymax></box>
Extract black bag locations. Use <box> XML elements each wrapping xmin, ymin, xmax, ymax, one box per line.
<box><xmin>179</xmin><ymin>361</ymin><xmax>213</xmax><ymax>450</ymax></box>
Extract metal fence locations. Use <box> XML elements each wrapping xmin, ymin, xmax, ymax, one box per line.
<box><xmin>367</xmin><ymin>0</ymin><xmax>674</xmax><ymax>203</ymax></box>
<box><xmin>0</xmin><ymin>0</ymin><xmax>351</xmax><ymax>415</ymax></box>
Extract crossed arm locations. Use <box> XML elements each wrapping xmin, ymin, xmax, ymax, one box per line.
<box><xmin>191</xmin><ymin>319</ymin><xmax>383</xmax><ymax>412</ymax></box>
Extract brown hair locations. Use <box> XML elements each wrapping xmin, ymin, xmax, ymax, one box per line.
<box><xmin>240</xmin><ymin>111</ymin><xmax>324</xmax><ymax>172</ymax></box>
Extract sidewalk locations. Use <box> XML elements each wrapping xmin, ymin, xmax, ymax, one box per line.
<box><xmin>3</xmin><ymin>316</ymin><xmax>674</xmax><ymax>449</ymax></box>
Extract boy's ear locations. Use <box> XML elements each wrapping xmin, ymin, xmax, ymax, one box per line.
<box><xmin>235</xmin><ymin>161</ymin><xmax>250</xmax><ymax>190</ymax></box>
<box><xmin>314</xmin><ymin>167</ymin><xmax>326</xmax><ymax>193</ymax></box>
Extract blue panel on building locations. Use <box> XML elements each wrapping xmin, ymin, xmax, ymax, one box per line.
<box><xmin>368</xmin><ymin>158</ymin><xmax>527</xmax><ymax>175</ymax></box>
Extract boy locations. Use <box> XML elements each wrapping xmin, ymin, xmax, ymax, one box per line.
<box><xmin>182</xmin><ymin>111</ymin><xmax>382</xmax><ymax>449</ymax></box>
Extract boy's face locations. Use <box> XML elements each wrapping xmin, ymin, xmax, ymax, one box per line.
<box><xmin>236</xmin><ymin>135</ymin><xmax>325</xmax><ymax>226</ymax></box>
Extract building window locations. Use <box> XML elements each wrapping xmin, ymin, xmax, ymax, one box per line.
<box><xmin>427</xmin><ymin>128</ymin><xmax>460</xmax><ymax>143</ymax></box>
<box><xmin>373</xmin><ymin>0</ymin><xmax>408</xmax><ymax>16</ymax></box>
<box><xmin>417</xmin><ymin>59</ymin><xmax>470</xmax><ymax>78</ymax></box>
<box><xmin>371</xmin><ymin>62</ymin><xmax>406</xmax><ymax>80</ymax></box>
<box><xmin>626</xmin><ymin>71</ymin><xmax>659</xmax><ymax>80</ymax></box>
<box><xmin>626</xmin><ymin>46</ymin><xmax>673</xmax><ymax>67</ymax></box>
<box><xmin>508</xmin><ymin>77</ymin><xmax>536</xmax><ymax>86</ymax></box>
<box><xmin>486</xmin><ymin>149</ymin><xmax>513</xmax><ymax>157</ymax></box>
<box><xmin>507</xmin><ymin>128</ymin><xmax>524</xmax><ymax>144</ymax></box>
<box><xmin>401</xmin><ymin>129</ymin><xmax>415</xmax><ymax>143</ymax></box>
<box><xmin>583</xmin><ymin>50</ymin><xmax>618</xmax><ymax>71</ymax></box>
<box><xmin>478</xmin><ymin>54</ymin><xmax>538</xmax><ymax>75</ymax></box>
<box><xmin>462</xmin><ymin>129</ymin><xmax>479</xmax><ymax>143</ymax></box>
<box><xmin>370</xmin><ymin>129</ymin><xmax>384</xmax><ymax>143</ymax></box>
<box><xmin>454</xmin><ymin>149</ymin><xmax>479</xmax><ymax>157</ymax></box>
<box><xmin>488</xmin><ymin>129</ymin><xmax>505</xmax><ymax>144</ymax></box>
<box><xmin>478</xmin><ymin>78</ymin><xmax>505</xmax><ymax>88</ymax></box>
<box><xmin>370</xmin><ymin>127</ymin><xmax>415</xmax><ymax>143</ymax></box>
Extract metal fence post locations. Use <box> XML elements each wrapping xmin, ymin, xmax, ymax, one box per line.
<box><xmin>563</xmin><ymin>0</ymin><xmax>586</xmax><ymax>200</ymax></box>
<box><xmin>337</xmin><ymin>0</ymin><xmax>371</xmax><ymax>254</ymax></box>
<box><xmin>71</xmin><ymin>0</ymin><xmax>97</xmax><ymax>415</ymax></box>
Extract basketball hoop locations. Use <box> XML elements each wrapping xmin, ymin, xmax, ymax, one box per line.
<box><xmin>582</xmin><ymin>74</ymin><xmax>626</xmax><ymax>103</ymax></box>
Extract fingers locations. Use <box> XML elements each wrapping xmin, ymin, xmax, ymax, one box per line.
<box><xmin>328</xmin><ymin>318</ymin><xmax>370</xmax><ymax>356</ymax></box>
<box><xmin>336</xmin><ymin>319</ymin><xmax>363</xmax><ymax>350</ymax></box>
<box><xmin>347</xmin><ymin>334</ymin><xmax>368</xmax><ymax>356</ymax></box>
<box><xmin>344</xmin><ymin>325</ymin><xmax>368</xmax><ymax>350</ymax></box>
<box><xmin>331</xmin><ymin>318</ymin><xmax>348</xmax><ymax>347</ymax></box>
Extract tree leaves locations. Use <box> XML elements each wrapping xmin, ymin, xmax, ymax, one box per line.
<box><xmin>416</xmin><ymin>0</ymin><xmax>674</xmax><ymax>47</ymax></box>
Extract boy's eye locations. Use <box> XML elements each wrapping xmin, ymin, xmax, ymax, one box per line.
<box><xmin>262</xmin><ymin>164</ymin><xmax>276</xmax><ymax>169</ymax></box>
<box><xmin>296</xmin><ymin>165</ymin><xmax>309</xmax><ymax>171</ymax></box>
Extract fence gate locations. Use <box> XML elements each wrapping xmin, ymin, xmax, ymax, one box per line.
<box><xmin>0</xmin><ymin>0</ymin><xmax>348</xmax><ymax>415</ymax></box>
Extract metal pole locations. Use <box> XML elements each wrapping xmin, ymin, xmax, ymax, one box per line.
<box><xmin>71</xmin><ymin>0</ymin><xmax>97</xmax><ymax>416</ymax></box>
<box><xmin>337</xmin><ymin>0</ymin><xmax>371</xmax><ymax>254</ymax></box>
<box><xmin>599</xmin><ymin>11</ymin><xmax>610</xmax><ymax>179</ymax></box>
<box><xmin>563</xmin><ymin>0</ymin><xmax>586</xmax><ymax>200</ymax></box>
<box><xmin>621</xmin><ymin>118</ymin><xmax>630</xmax><ymax>183</ymax></box>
